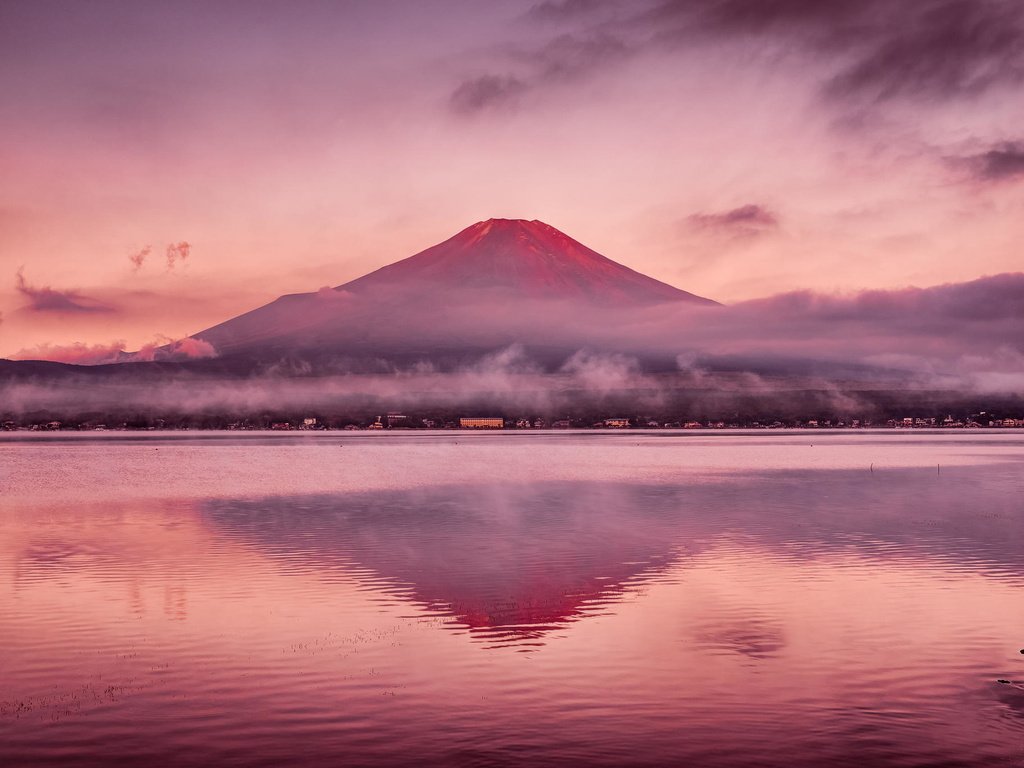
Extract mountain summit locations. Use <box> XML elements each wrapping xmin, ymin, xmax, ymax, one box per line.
<box><xmin>193</xmin><ymin>219</ymin><xmax>717</xmax><ymax>360</ymax></box>
<box><xmin>339</xmin><ymin>218</ymin><xmax>716</xmax><ymax>306</ymax></box>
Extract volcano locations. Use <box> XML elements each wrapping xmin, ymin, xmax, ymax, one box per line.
<box><xmin>339</xmin><ymin>218</ymin><xmax>713</xmax><ymax>303</ymax></box>
<box><xmin>191</xmin><ymin>218</ymin><xmax>717</xmax><ymax>364</ymax></box>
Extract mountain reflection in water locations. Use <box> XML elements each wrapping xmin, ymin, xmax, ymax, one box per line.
<box><xmin>205</xmin><ymin>483</ymin><xmax>686</xmax><ymax>647</ymax></box>
<box><xmin>203</xmin><ymin>467</ymin><xmax>1024</xmax><ymax>650</ymax></box>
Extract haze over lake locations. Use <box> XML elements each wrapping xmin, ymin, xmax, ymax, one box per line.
<box><xmin>2</xmin><ymin>431</ymin><xmax>1023</xmax><ymax>767</ymax></box>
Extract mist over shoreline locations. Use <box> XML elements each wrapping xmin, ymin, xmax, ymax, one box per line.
<box><xmin>2</xmin><ymin>345</ymin><xmax>1021</xmax><ymax>424</ymax></box>
<box><xmin>5</xmin><ymin>223</ymin><xmax>1023</xmax><ymax>422</ymax></box>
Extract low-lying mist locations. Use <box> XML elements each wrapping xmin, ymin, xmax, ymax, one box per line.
<box><xmin>3</xmin><ymin>273</ymin><xmax>1022</xmax><ymax>421</ymax></box>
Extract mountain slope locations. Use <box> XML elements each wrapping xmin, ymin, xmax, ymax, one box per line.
<box><xmin>340</xmin><ymin>218</ymin><xmax>715</xmax><ymax>304</ymax></box>
<box><xmin>192</xmin><ymin>218</ymin><xmax>717</xmax><ymax>358</ymax></box>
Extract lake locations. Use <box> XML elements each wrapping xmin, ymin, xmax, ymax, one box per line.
<box><xmin>2</xmin><ymin>431</ymin><xmax>1023</xmax><ymax>767</ymax></box>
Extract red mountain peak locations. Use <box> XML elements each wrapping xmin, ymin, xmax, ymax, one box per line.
<box><xmin>341</xmin><ymin>218</ymin><xmax>717</xmax><ymax>306</ymax></box>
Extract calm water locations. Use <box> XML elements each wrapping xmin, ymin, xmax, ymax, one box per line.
<box><xmin>2</xmin><ymin>431</ymin><xmax>1024</xmax><ymax>767</ymax></box>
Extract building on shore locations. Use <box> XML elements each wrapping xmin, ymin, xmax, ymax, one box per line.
<box><xmin>459</xmin><ymin>417</ymin><xmax>503</xmax><ymax>429</ymax></box>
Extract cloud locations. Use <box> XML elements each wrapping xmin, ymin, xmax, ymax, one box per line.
<box><xmin>129</xmin><ymin>246</ymin><xmax>151</xmax><ymax>270</ymax></box>
<box><xmin>527</xmin><ymin>0</ymin><xmax>617</xmax><ymax>22</ymax></box>
<box><xmin>165</xmin><ymin>241</ymin><xmax>191</xmax><ymax>270</ymax></box>
<box><xmin>560</xmin><ymin>350</ymin><xmax>643</xmax><ymax>393</ymax></box>
<box><xmin>534</xmin><ymin>32</ymin><xmax>631</xmax><ymax>81</ymax></box>
<box><xmin>450</xmin><ymin>75</ymin><xmax>527</xmax><ymax>114</ymax></box>
<box><xmin>173</xmin><ymin>337</ymin><xmax>216</xmax><ymax>359</ymax></box>
<box><xmin>132</xmin><ymin>335</ymin><xmax>217</xmax><ymax>362</ymax></box>
<box><xmin>498</xmin><ymin>0</ymin><xmax>1024</xmax><ymax>115</ymax></box>
<box><xmin>737</xmin><ymin>272</ymin><xmax>1024</xmax><ymax>324</ymax></box>
<box><xmin>640</xmin><ymin>0</ymin><xmax>1024</xmax><ymax>97</ymax></box>
<box><xmin>4</xmin><ymin>272</ymin><xmax>1024</xmax><ymax>418</ymax></box>
<box><xmin>957</xmin><ymin>142</ymin><xmax>1024</xmax><ymax>182</ymax></box>
<box><xmin>315</xmin><ymin>286</ymin><xmax>355</xmax><ymax>301</ymax></box>
<box><xmin>12</xmin><ymin>341</ymin><xmax>128</xmax><ymax>365</ymax></box>
<box><xmin>703</xmin><ymin>273</ymin><xmax>1024</xmax><ymax>368</ymax></box>
<box><xmin>689</xmin><ymin>0</ymin><xmax>1024</xmax><ymax>107</ymax></box>
<box><xmin>13</xmin><ymin>335</ymin><xmax>218</xmax><ymax>366</ymax></box>
<box><xmin>449</xmin><ymin>32</ymin><xmax>629</xmax><ymax>114</ymax></box>
<box><xmin>648</xmin><ymin>0</ymin><xmax>870</xmax><ymax>35</ymax></box>
<box><xmin>823</xmin><ymin>0</ymin><xmax>1024</xmax><ymax>104</ymax></box>
<box><xmin>687</xmin><ymin>204</ymin><xmax>779</xmax><ymax>236</ymax></box>
<box><xmin>187</xmin><ymin>271</ymin><xmax>1024</xmax><ymax>379</ymax></box>
<box><xmin>14</xmin><ymin>268</ymin><xmax>114</xmax><ymax>313</ymax></box>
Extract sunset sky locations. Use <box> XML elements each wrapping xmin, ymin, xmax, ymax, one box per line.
<box><xmin>2</xmin><ymin>0</ymin><xmax>1024</xmax><ymax>357</ymax></box>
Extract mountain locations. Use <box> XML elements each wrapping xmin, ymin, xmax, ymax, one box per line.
<box><xmin>5</xmin><ymin>218</ymin><xmax>1023</xmax><ymax>419</ymax></box>
<box><xmin>339</xmin><ymin>218</ymin><xmax>714</xmax><ymax>303</ymax></box>
<box><xmin>191</xmin><ymin>219</ymin><xmax>717</xmax><ymax>361</ymax></box>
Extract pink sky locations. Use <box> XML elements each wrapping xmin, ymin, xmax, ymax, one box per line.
<box><xmin>2</xmin><ymin>0</ymin><xmax>1024</xmax><ymax>357</ymax></box>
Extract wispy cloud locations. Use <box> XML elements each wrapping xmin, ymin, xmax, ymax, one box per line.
<box><xmin>13</xmin><ymin>335</ymin><xmax>217</xmax><ymax>365</ymax></box>
<box><xmin>823</xmin><ymin>0</ymin><xmax>1024</xmax><ymax>105</ymax></box>
<box><xmin>644</xmin><ymin>0</ymin><xmax>1024</xmax><ymax>107</ymax></box>
<box><xmin>534</xmin><ymin>32</ymin><xmax>630</xmax><ymax>81</ymax></box>
<box><xmin>12</xmin><ymin>341</ymin><xmax>128</xmax><ymax>365</ymax></box>
<box><xmin>644</xmin><ymin>0</ymin><xmax>870</xmax><ymax>36</ymax></box>
<box><xmin>955</xmin><ymin>142</ymin><xmax>1024</xmax><ymax>182</ymax></box>
<box><xmin>129</xmin><ymin>245</ymin><xmax>151</xmax><ymax>271</ymax></box>
<box><xmin>15</xmin><ymin>268</ymin><xmax>114</xmax><ymax>314</ymax></box>
<box><xmin>450</xmin><ymin>31</ymin><xmax>629</xmax><ymax>115</ymax></box>
<box><xmin>132</xmin><ymin>335</ymin><xmax>216</xmax><ymax>362</ymax></box>
<box><xmin>165</xmin><ymin>241</ymin><xmax>191</xmax><ymax>270</ymax></box>
<box><xmin>687</xmin><ymin>204</ymin><xmax>779</xmax><ymax>236</ymax></box>
<box><xmin>451</xmin><ymin>75</ymin><xmax>527</xmax><ymax>114</ymax></box>
<box><xmin>458</xmin><ymin>0</ymin><xmax>1024</xmax><ymax>115</ymax></box>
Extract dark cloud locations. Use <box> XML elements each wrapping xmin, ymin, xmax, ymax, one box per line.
<box><xmin>15</xmin><ymin>268</ymin><xmax>113</xmax><ymax>314</ymax></box>
<box><xmin>687</xmin><ymin>204</ymin><xmax>779</xmax><ymax>235</ymax></box>
<box><xmin>450</xmin><ymin>75</ymin><xmax>527</xmax><ymax>114</ymax></box>
<box><xmin>497</xmin><ymin>0</ymin><xmax>1024</xmax><ymax>115</ymax></box>
<box><xmin>824</xmin><ymin>0</ymin><xmax>1024</xmax><ymax>104</ymax></box>
<box><xmin>648</xmin><ymin>0</ymin><xmax>870</xmax><ymax>35</ymax></box>
<box><xmin>958</xmin><ymin>142</ymin><xmax>1024</xmax><ymax>182</ymax></box>
<box><xmin>739</xmin><ymin>273</ymin><xmax>1024</xmax><ymax>324</ymax></box>
<box><xmin>644</xmin><ymin>0</ymin><xmax>1024</xmax><ymax>105</ymax></box>
<box><xmin>721</xmin><ymin>273</ymin><xmax>1024</xmax><ymax>360</ymax></box>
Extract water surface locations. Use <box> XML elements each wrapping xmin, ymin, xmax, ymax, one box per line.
<box><xmin>2</xmin><ymin>431</ymin><xmax>1023</xmax><ymax>766</ymax></box>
